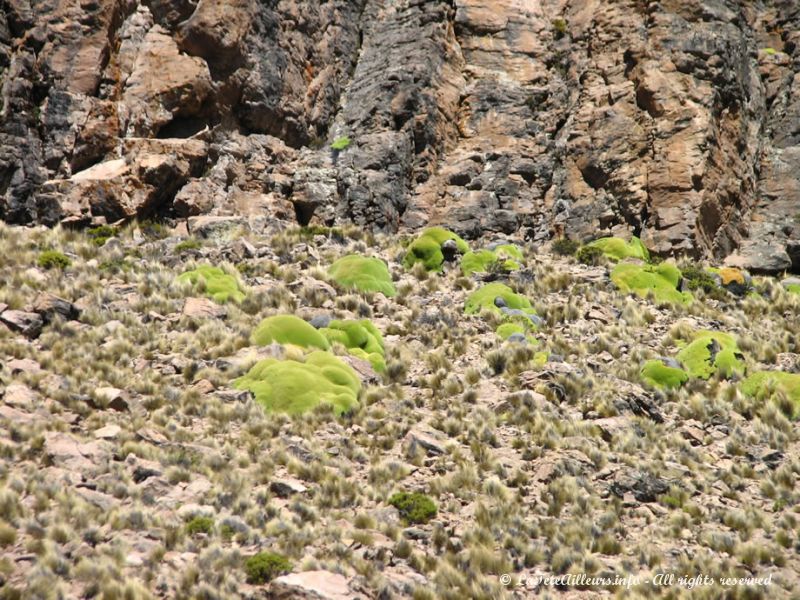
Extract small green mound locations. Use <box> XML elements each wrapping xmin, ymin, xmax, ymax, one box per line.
<box><xmin>496</xmin><ymin>322</ymin><xmax>537</xmax><ymax>345</ymax></box>
<box><xmin>552</xmin><ymin>237</ymin><xmax>580</xmax><ymax>256</ymax></box>
<box><xmin>330</xmin><ymin>136</ymin><xmax>351</xmax><ymax>151</ymax></box>
<box><xmin>783</xmin><ymin>278</ymin><xmax>800</xmax><ymax>295</ymax></box>
<box><xmin>576</xmin><ymin>245</ymin><xmax>604</xmax><ymax>265</ymax></box>
<box><xmin>328</xmin><ymin>255</ymin><xmax>396</xmax><ymax>297</ymax></box>
<box><xmin>461</xmin><ymin>244</ymin><xmax>523</xmax><ymax>275</ymax></box>
<box><xmin>252</xmin><ymin>315</ymin><xmax>330</xmax><ymax>350</ymax></box>
<box><xmin>584</xmin><ymin>236</ymin><xmax>650</xmax><ymax>262</ymax></box>
<box><xmin>403</xmin><ymin>227</ymin><xmax>469</xmax><ymax>271</ymax></box>
<box><xmin>234</xmin><ymin>351</ymin><xmax>360</xmax><ymax>415</ymax></box>
<box><xmin>464</xmin><ymin>282</ymin><xmax>538</xmax><ymax>328</ymax></box>
<box><xmin>177</xmin><ymin>265</ymin><xmax>246</xmax><ymax>304</ymax></box>
<box><xmin>38</xmin><ymin>250</ymin><xmax>71</xmax><ymax>270</ymax></box>
<box><xmin>185</xmin><ymin>516</ymin><xmax>214</xmax><ymax>535</ymax></box>
<box><xmin>611</xmin><ymin>262</ymin><xmax>692</xmax><ymax>305</ymax></box>
<box><xmin>87</xmin><ymin>225</ymin><xmax>119</xmax><ymax>246</ymax></box>
<box><xmin>388</xmin><ymin>492</ymin><xmax>438</xmax><ymax>524</ymax></box>
<box><xmin>676</xmin><ymin>331</ymin><xmax>743</xmax><ymax>380</ymax></box>
<box><xmin>320</xmin><ymin>319</ymin><xmax>386</xmax><ymax>372</ymax></box>
<box><xmin>741</xmin><ymin>371</ymin><xmax>800</xmax><ymax>419</ymax></box>
<box><xmin>175</xmin><ymin>238</ymin><xmax>202</xmax><ymax>253</ymax></box>
<box><xmin>641</xmin><ymin>359</ymin><xmax>689</xmax><ymax>389</ymax></box>
<box><xmin>244</xmin><ymin>552</ymin><xmax>292</xmax><ymax>585</ymax></box>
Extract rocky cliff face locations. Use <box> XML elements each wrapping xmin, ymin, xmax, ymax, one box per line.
<box><xmin>1</xmin><ymin>0</ymin><xmax>799</xmax><ymax>271</ymax></box>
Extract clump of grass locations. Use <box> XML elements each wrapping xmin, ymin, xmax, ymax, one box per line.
<box><xmin>388</xmin><ymin>491</ymin><xmax>438</xmax><ymax>524</ymax></box>
<box><xmin>38</xmin><ymin>250</ymin><xmax>71</xmax><ymax>270</ymax></box>
<box><xmin>244</xmin><ymin>551</ymin><xmax>292</xmax><ymax>584</ymax></box>
<box><xmin>552</xmin><ymin>18</ymin><xmax>568</xmax><ymax>39</ymax></box>
<box><xmin>552</xmin><ymin>237</ymin><xmax>579</xmax><ymax>256</ymax></box>
<box><xmin>185</xmin><ymin>516</ymin><xmax>214</xmax><ymax>535</ymax></box>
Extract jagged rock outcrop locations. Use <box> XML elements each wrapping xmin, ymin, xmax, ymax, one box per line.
<box><xmin>1</xmin><ymin>0</ymin><xmax>799</xmax><ymax>271</ymax></box>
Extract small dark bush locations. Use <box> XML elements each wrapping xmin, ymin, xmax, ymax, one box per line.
<box><xmin>175</xmin><ymin>238</ymin><xmax>202</xmax><ymax>253</ymax></box>
<box><xmin>576</xmin><ymin>245</ymin><xmax>604</xmax><ymax>266</ymax></box>
<box><xmin>388</xmin><ymin>491</ymin><xmax>438</xmax><ymax>524</ymax></box>
<box><xmin>38</xmin><ymin>250</ymin><xmax>71</xmax><ymax>270</ymax></box>
<box><xmin>87</xmin><ymin>225</ymin><xmax>119</xmax><ymax>246</ymax></box>
<box><xmin>552</xmin><ymin>237</ymin><xmax>579</xmax><ymax>256</ymax></box>
<box><xmin>244</xmin><ymin>552</ymin><xmax>292</xmax><ymax>584</ymax></box>
<box><xmin>552</xmin><ymin>18</ymin><xmax>568</xmax><ymax>39</ymax></box>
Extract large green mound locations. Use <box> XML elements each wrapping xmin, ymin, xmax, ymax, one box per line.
<box><xmin>320</xmin><ymin>319</ymin><xmax>386</xmax><ymax>372</ymax></box>
<box><xmin>584</xmin><ymin>236</ymin><xmax>650</xmax><ymax>262</ymax></box>
<box><xmin>177</xmin><ymin>265</ymin><xmax>246</xmax><ymax>304</ymax></box>
<box><xmin>461</xmin><ymin>244</ymin><xmax>523</xmax><ymax>275</ymax></box>
<box><xmin>404</xmin><ymin>227</ymin><xmax>469</xmax><ymax>271</ymax></box>
<box><xmin>640</xmin><ymin>359</ymin><xmax>689</xmax><ymax>389</ymax></box>
<box><xmin>740</xmin><ymin>371</ymin><xmax>800</xmax><ymax>419</ymax></box>
<box><xmin>677</xmin><ymin>331</ymin><xmax>744</xmax><ymax>380</ymax></box>
<box><xmin>328</xmin><ymin>255</ymin><xmax>396</xmax><ymax>297</ymax></box>
<box><xmin>234</xmin><ymin>351</ymin><xmax>360</xmax><ymax>415</ymax></box>
<box><xmin>252</xmin><ymin>315</ymin><xmax>330</xmax><ymax>350</ymax></box>
<box><xmin>611</xmin><ymin>262</ymin><xmax>692</xmax><ymax>305</ymax></box>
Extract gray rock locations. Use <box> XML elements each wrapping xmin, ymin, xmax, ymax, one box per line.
<box><xmin>0</xmin><ymin>310</ymin><xmax>44</xmax><ymax>338</ymax></box>
<box><xmin>309</xmin><ymin>314</ymin><xmax>332</xmax><ymax>329</ymax></box>
<box><xmin>507</xmin><ymin>333</ymin><xmax>528</xmax><ymax>344</ymax></box>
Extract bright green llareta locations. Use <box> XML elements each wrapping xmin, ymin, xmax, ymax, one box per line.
<box><xmin>611</xmin><ymin>262</ymin><xmax>692</xmax><ymax>305</ymax></box>
<box><xmin>177</xmin><ymin>265</ymin><xmax>246</xmax><ymax>303</ymax></box>
<box><xmin>585</xmin><ymin>236</ymin><xmax>650</xmax><ymax>262</ymax></box>
<box><xmin>640</xmin><ymin>359</ymin><xmax>689</xmax><ymax>389</ymax></box>
<box><xmin>328</xmin><ymin>255</ymin><xmax>396</xmax><ymax>297</ymax></box>
<box><xmin>404</xmin><ymin>227</ymin><xmax>469</xmax><ymax>271</ymax></box>
<box><xmin>461</xmin><ymin>244</ymin><xmax>523</xmax><ymax>275</ymax></box>
<box><xmin>741</xmin><ymin>371</ymin><xmax>800</xmax><ymax>419</ymax></box>
<box><xmin>252</xmin><ymin>315</ymin><xmax>330</xmax><ymax>350</ymax></box>
<box><xmin>234</xmin><ymin>351</ymin><xmax>360</xmax><ymax>415</ymax></box>
<box><xmin>320</xmin><ymin>319</ymin><xmax>386</xmax><ymax>372</ymax></box>
<box><xmin>676</xmin><ymin>331</ymin><xmax>743</xmax><ymax>380</ymax></box>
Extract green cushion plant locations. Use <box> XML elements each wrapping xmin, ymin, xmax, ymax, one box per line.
<box><xmin>234</xmin><ymin>351</ymin><xmax>360</xmax><ymax>415</ymax></box>
<box><xmin>461</xmin><ymin>244</ymin><xmax>523</xmax><ymax>275</ymax></box>
<box><xmin>328</xmin><ymin>255</ymin><xmax>396</xmax><ymax>297</ymax></box>
<box><xmin>319</xmin><ymin>319</ymin><xmax>386</xmax><ymax>372</ymax></box>
<box><xmin>640</xmin><ymin>359</ymin><xmax>689</xmax><ymax>389</ymax></box>
<box><xmin>244</xmin><ymin>552</ymin><xmax>292</xmax><ymax>584</ymax></box>
<box><xmin>740</xmin><ymin>371</ymin><xmax>800</xmax><ymax>419</ymax></box>
<box><xmin>388</xmin><ymin>492</ymin><xmax>438</xmax><ymax>524</ymax></box>
<box><xmin>464</xmin><ymin>282</ymin><xmax>538</xmax><ymax>325</ymax></box>
<box><xmin>403</xmin><ymin>227</ymin><xmax>469</xmax><ymax>272</ymax></box>
<box><xmin>676</xmin><ymin>331</ymin><xmax>743</xmax><ymax>380</ymax></box>
<box><xmin>177</xmin><ymin>265</ymin><xmax>246</xmax><ymax>304</ymax></box>
<box><xmin>251</xmin><ymin>315</ymin><xmax>330</xmax><ymax>350</ymax></box>
<box><xmin>584</xmin><ymin>236</ymin><xmax>650</xmax><ymax>262</ymax></box>
<box><xmin>611</xmin><ymin>262</ymin><xmax>692</xmax><ymax>305</ymax></box>
<box><xmin>38</xmin><ymin>250</ymin><xmax>71</xmax><ymax>270</ymax></box>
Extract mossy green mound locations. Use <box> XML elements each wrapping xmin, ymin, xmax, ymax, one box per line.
<box><xmin>676</xmin><ymin>331</ymin><xmax>743</xmax><ymax>380</ymax></box>
<box><xmin>320</xmin><ymin>319</ymin><xmax>386</xmax><ymax>372</ymax></box>
<box><xmin>234</xmin><ymin>351</ymin><xmax>360</xmax><ymax>415</ymax></box>
<box><xmin>584</xmin><ymin>236</ymin><xmax>649</xmax><ymax>262</ymax></box>
<box><xmin>403</xmin><ymin>227</ymin><xmax>469</xmax><ymax>271</ymax></box>
<box><xmin>464</xmin><ymin>282</ymin><xmax>539</xmax><ymax>328</ymax></box>
<box><xmin>252</xmin><ymin>315</ymin><xmax>330</xmax><ymax>350</ymax></box>
<box><xmin>781</xmin><ymin>278</ymin><xmax>800</xmax><ymax>295</ymax></box>
<box><xmin>244</xmin><ymin>552</ymin><xmax>292</xmax><ymax>584</ymax></box>
<box><xmin>611</xmin><ymin>262</ymin><xmax>692</xmax><ymax>305</ymax></box>
<box><xmin>177</xmin><ymin>265</ymin><xmax>246</xmax><ymax>303</ymax></box>
<box><xmin>328</xmin><ymin>255</ymin><xmax>396</xmax><ymax>297</ymax></box>
<box><xmin>641</xmin><ymin>359</ymin><xmax>689</xmax><ymax>389</ymax></box>
<box><xmin>461</xmin><ymin>244</ymin><xmax>523</xmax><ymax>275</ymax></box>
<box><xmin>740</xmin><ymin>371</ymin><xmax>800</xmax><ymax>419</ymax></box>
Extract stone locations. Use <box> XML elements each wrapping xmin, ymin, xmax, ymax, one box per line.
<box><xmin>94</xmin><ymin>424</ymin><xmax>122</xmax><ymax>439</ymax></box>
<box><xmin>94</xmin><ymin>387</ymin><xmax>129</xmax><ymax>412</ymax></box>
<box><xmin>0</xmin><ymin>310</ymin><xmax>44</xmax><ymax>338</ymax></box>
<box><xmin>6</xmin><ymin>358</ymin><xmax>43</xmax><ymax>376</ymax></box>
<box><xmin>270</xmin><ymin>478</ymin><xmax>308</xmax><ymax>498</ymax></box>
<box><xmin>43</xmin><ymin>432</ymin><xmax>109</xmax><ymax>472</ymax></box>
<box><xmin>405</xmin><ymin>428</ymin><xmax>446</xmax><ymax>456</ymax></box>
<box><xmin>32</xmin><ymin>292</ymin><xmax>80</xmax><ymax>322</ymax></box>
<box><xmin>269</xmin><ymin>571</ymin><xmax>353</xmax><ymax>600</ymax></box>
<box><xmin>3</xmin><ymin>384</ymin><xmax>37</xmax><ymax>409</ymax></box>
<box><xmin>183</xmin><ymin>297</ymin><xmax>227</xmax><ymax>319</ymax></box>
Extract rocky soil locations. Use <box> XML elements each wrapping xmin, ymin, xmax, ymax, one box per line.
<box><xmin>2</xmin><ymin>0</ymin><xmax>800</xmax><ymax>272</ymax></box>
<box><xmin>0</xmin><ymin>220</ymin><xmax>799</xmax><ymax>598</ymax></box>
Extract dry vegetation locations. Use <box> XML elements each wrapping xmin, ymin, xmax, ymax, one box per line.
<box><xmin>0</xmin><ymin>221</ymin><xmax>799</xmax><ymax>599</ymax></box>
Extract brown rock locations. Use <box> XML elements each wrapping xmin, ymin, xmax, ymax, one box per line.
<box><xmin>0</xmin><ymin>310</ymin><xmax>44</xmax><ymax>338</ymax></box>
<box><xmin>32</xmin><ymin>292</ymin><xmax>79</xmax><ymax>322</ymax></box>
<box><xmin>183</xmin><ymin>297</ymin><xmax>227</xmax><ymax>320</ymax></box>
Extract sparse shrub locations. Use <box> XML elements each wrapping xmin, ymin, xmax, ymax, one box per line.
<box><xmin>87</xmin><ymin>225</ymin><xmax>119</xmax><ymax>246</ymax></box>
<box><xmin>576</xmin><ymin>245</ymin><xmax>603</xmax><ymax>266</ymax></box>
<box><xmin>552</xmin><ymin>237</ymin><xmax>579</xmax><ymax>256</ymax></box>
<box><xmin>38</xmin><ymin>250</ymin><xmax>71</xmax><ymax>270</ymax></box>
<box><xmin>388</xmin><ymin>492</ymin><xmax>437</xmax><ymax>524</ymax></box>
<box><xmin>0</xmin><ymin>521</ymin><xmax>16</xmax><ymax>547</ymax></box>
<box><xmin>185</xmin><ymin>516</ymin><xmax>214</xmax><ymax>535</ymax></box>
<box><xmin>175</xmin><ymin>238</ymin><xmax>202</xmax><ymax>253</ymax></box>
<box><xmin>552</xmin><ymin>18</ymin><xmax>568</xmax><ymax>39</ymax></box>
<box><xmin>244</xmin><ymin>551</ymin><xmax>291</xmax><ymax>584</ymax></box>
